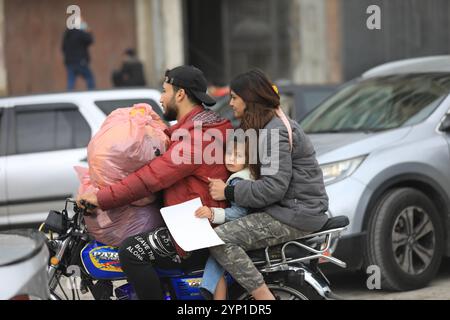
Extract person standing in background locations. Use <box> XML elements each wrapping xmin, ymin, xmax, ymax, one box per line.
<box><xmin>112</xmin><ymin>48</ymin><xmax>147</xmax><ymax>87</ymax></box>
<box><xmin>62</xmin><ymin>17</ymin><xmax>95</xmax><ymax>90</ymax></box>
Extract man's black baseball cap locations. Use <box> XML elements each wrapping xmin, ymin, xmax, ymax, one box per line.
<box><xmin>164</xmin><ymin>65</ymin><xmax>216</xmax><ymax>106</ymax></box>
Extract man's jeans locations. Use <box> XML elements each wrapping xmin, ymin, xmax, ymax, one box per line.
<box><xmin>66</xmin><ymin>62</ymin><xmax>95</xmax><ymax>90</ymax></box>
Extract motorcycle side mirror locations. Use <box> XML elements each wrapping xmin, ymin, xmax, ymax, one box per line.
<box><xmin>440</xmin><ymin>114</ymin><xmax>450</xmax><ymax>132</ymax></box>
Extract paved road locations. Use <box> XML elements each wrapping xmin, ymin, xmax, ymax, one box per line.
<box><xmin>328</xmin><ymin>257</ymin><xmax>450</xmax><ymax>300</ymax></box>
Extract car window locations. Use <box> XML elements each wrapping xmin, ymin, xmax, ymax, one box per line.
<box><xmin>95</xmin><ymin>99</ymin><xmax>163</xmax><ymax>118</ymax></box>
<box><xmin>301</xmin><ymin>74</ymin><xmax>450</xmax><ymax>133</ymax></box>
<box><xmin>12</xmin><ymin>106</ymin><xmax>91</xmax><ymax>155</ymax></box>
<box><xmin>302</xmin><ymin>90</ymin><xmax>336</xmax><ymax>113</ymax></box>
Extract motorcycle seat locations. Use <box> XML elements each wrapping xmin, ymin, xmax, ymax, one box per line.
<box><xmin>316</xmin><ymin>216</ymin><xmax>349</xmax><ymax>232</ymax></box>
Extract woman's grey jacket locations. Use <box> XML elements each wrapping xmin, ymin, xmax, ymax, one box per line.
<box><xmin>226</xmin><ymin>116</ymin><xmax>329</xmax><ymax>232</ymax></box>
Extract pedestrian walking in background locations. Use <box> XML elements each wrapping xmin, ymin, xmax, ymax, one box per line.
<box><xmin>62</xmin><ymin>17</ymin><xmax>95</xmax><ymax>90</ymax></box>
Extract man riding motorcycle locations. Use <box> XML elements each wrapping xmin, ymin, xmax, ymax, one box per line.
<box><xmin>78</xmin><ymin>65</ymin><xmax>233</xmax><ymax>299</ymax></box>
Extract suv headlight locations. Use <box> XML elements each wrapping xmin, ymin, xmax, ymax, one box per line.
<box><xmin>320</xmin><ymin>156</ymin><xmax>366</xmax><ymax>185</ymax></box>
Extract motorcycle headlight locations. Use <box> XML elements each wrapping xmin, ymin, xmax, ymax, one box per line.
<box><xmin>320</xmin><ymin>156</ymin><xmax>366</xmax><ymax>185</ymax></box>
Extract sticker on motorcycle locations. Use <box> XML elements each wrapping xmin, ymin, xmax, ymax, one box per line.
<box><xmin>89</xmin><ymin>246</ymin><xmax>123</xmax><ymax>273</ymax></box>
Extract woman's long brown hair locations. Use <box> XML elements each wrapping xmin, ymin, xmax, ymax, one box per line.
<box><xmin>230</xmin><ymin>69</ymin><xmax>280</xmax><ymax>179</ymax></box>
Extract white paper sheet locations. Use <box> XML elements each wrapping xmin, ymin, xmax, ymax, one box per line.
<box><xmin>160</xmin><ymin>197</ymin><xmax>225</xmax><ymax>252</ymax></box>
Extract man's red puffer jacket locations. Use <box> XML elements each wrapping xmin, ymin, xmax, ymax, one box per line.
<box><xmin>97</xmin><ymin>106</ymin><xmax>232</xmax><ymax>255</ymax></box>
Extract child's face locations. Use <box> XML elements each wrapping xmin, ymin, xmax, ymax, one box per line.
<box><xmin>225</xmin><ymin>145</ymin><xmax>246</xmax><ymax>173</ymax></box>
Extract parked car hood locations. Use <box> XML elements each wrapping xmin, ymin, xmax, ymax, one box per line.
<box><xmin>308</xmin><ymin>127</ymin><xmax>412</xmax><ymax>164</ymax></box>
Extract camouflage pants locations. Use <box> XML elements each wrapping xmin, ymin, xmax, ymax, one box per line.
<box><xmin>209</xmin><ymin>212</ymin><xmax>310</xmax><ymax>294</ymax></box>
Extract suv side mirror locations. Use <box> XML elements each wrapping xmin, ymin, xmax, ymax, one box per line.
<box><xmin>440</xmin><ymin>114</ymin><xmax>450</xmax><ymax>132</ymax></box>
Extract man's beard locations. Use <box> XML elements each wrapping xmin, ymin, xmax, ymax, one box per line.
<box><xmin>163</xmin><ymin>96</ymin><xmax>178</xmax><ymax>121</ymax></box>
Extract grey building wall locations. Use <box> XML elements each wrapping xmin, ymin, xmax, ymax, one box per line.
<box><xmin>341</xmin><ymin>0</ymin><xmax>450</xmax><ymax>81</ymax></box>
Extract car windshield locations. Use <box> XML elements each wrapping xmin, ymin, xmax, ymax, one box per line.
<box><xmin>301</xmin><ymin>74</ymin><xmax>450</xmax><ymax>134</ymax></box>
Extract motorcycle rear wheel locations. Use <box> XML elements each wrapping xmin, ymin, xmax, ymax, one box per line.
<box><xmin>230</xmin><ymin>279</ymin><xmax>324</xmax><ymax>300</ymax></box>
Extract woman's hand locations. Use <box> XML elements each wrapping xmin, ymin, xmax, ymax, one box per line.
<box><xmin>195</xmin><ymin>206</ymin><xmax>213</xmax><ymax>220</ymax></box>
<box><xmin>208</xmin><ymin>178</ymin><xmax>227</xmax><ymax>201</ymax></box>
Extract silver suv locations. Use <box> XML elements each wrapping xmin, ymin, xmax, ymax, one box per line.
<box><xmin>301</xmin><ymin>56</ymin><xmax>450</xmax><ymax>291</ymax></box>
<box><xmin>0</xmin><ymin>89</ymin><xmax>162</xmax><ymax>229</ymax></box>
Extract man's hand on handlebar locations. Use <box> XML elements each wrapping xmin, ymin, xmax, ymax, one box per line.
<box><xmin>76</xmin><ymin>193</ymin><xmax>99</xmax><ymax>214</ymax></box>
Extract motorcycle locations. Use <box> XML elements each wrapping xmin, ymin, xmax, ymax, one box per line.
<box><xmin>40</xmin><ymin>198</ymin><xmax>349</xmax><ymax>300</ymax></box>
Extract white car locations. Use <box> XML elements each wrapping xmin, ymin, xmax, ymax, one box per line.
<box><xmin>0</xmin><ymin>89</ymin><xmax>162</xmax><ymax>229</ymax></box>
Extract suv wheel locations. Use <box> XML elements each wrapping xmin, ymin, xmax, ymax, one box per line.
<box><xmin>365</xmin><ymin>188</ymin><xmax>444</xmax><ymax>291</ymax></box>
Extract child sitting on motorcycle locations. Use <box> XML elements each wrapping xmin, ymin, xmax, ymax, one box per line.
<box><xmin>195</xmin><ymin>138</ymin><xmax>253</xmax><ymax>300</ymax></box>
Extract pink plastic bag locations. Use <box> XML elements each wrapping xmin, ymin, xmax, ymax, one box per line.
<box><xmin>75</xmin><ymin>103</ymin><xmax>170</xmax><ymax>246</ymax></box>
<box><xmin>88</xmin><ymin>103</ymin><xmax>169</xmax><ymax>188</ymax></box>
